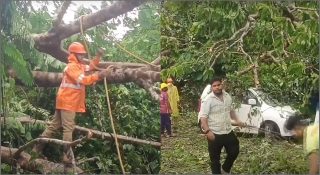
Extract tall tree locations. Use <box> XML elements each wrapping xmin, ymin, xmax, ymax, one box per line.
<box><xmin>161</xmin><ymin>1</ymin><xmax>319</xmax><ymax>112</ymax></box>
<box><xmin>1</xmin><ymin>1</ymin><xmax>162</xmax><ymax>174</ymax></box>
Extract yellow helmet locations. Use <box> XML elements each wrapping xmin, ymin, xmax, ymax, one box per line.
<box><xmin>160</xmin><ymin>83</ymin><xmax>168</xmax><ymax>90</ymax></box>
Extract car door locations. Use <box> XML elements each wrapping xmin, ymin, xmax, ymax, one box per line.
<box><xmin>244</xmin><ymin>90</ymin><xmax>263</xmax><ymax>133</ymax></box>
<box><xmin>235</xmin><ymin>90</ymin><xmax>262</xmax><ymax>134</ymax></box>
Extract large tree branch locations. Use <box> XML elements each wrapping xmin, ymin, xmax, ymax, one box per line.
<box><xmin>12</xmin><ymin>137</ymin><xmax>88</xmax><ymax>174</ymax></box>
<box><xmin>253</xmin><ymin>58</ymin><xmax>260</xmax><ymax>88</ymax></box>
<box><xmin>33</xmin><ymin>1</ymin><xmax>144</xmax><ymax>62</ymax></box>
<box><xmin>13</xmin><ymin>133</ymin><xmax>92</xmax><ymax>159</ymax></box>
<box><xmin>25</xmin><ymin>1</ymin><xmax>161</xmax><ymax>100</ymax></box>
<box><xmin>52</xmin><ymin>1</ymin><xmax>71</xmax><ymax>27</ymax></box>
<box><xmin>29</xmin><ymin>0</ymin><xmax>160</xmax><ymax>100</ymax></box>
<box><xmin>1</xmin><ymin>114</ymin><xmax>160</xmax><ymax>173</ymax></box>
<box><xmin>15</xmin><ymin>116</ymin><xmax>161</xmax><ymax>148</ymax></box>
<box><xmin>151</xmin><ymin>49</ymin><xmax>171</xmax><ymax>66</ymax></box>
<box><xmin>59</xmin><ymin>1</ymin><xmax>144</xmax><ymax>40</ymax></box>
<box><xmin>83</xmin><ymin>60</ymin><xmax>161</xmax><ymax>71</ymax></box>
<box><xmin>208</xmin><ymin>13</ymin><xmax>258</xmax><ymax>67</ymax></box>
<box><xmin>1</xmin><ymin>146</ymin><xmax>83</xmax><ymax>174</ymax></box>
<box><xmin>138</xmin><ymin>79</ymin><xmax>160</xmax><ymax>101</ymax></box>
<box><xmin>9</xmin><ymin>68</ymin><xmax>160</xmax><ymax>88</ymax></box>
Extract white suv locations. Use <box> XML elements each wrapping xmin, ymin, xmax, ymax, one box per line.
<box><xmin>197</xmin><ymin>86</ymin><xmax>301</xmax><ymax>137</ymax></box>
<box><xmin>235</xmin><ymin>88</ymin><xmax>301</xmax><ymax>137</ymax></box>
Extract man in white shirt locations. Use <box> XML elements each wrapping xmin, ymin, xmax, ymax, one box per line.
<box><xmin>199</xmin><ymin>77</ymin><xmax>245</xmax><ymax>174</ymax></box>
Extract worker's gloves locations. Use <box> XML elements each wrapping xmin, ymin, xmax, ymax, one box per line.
<box><xmin>90</xmin><ymin>47</ymin><xmax>105</xmax><ymax>71</ymax></box>
<box><xmin>96</xmin><ymin>47</ymin><xmax>105</xmax><ymax>57</ymax></box>
<box><xmin>89</xmin><ymin>57</ymin><xmax>100</xmax><ymax>70</ymax></box>
<box><xmin>98</xmin><ymin>65</ymin><xmax>115</xmax><ymax>79</ymax></box>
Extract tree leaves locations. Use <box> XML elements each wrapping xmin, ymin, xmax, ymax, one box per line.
<box><xmin>161</xmin><ymin>1</ymin><xmax>318</xmax><ymax>114</ymax></box>
<box><xmin>1</xmin><ymin>39</ymin><xmax>33</xmax><ymax>86</ymax></box>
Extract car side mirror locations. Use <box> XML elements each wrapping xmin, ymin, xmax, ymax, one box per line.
<box><xmin>248</xmin><ymin>98</ymin><xmax>257</xmax><ymax>106</ymax></box>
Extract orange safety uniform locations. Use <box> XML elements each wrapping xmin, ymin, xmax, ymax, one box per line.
<box><xmin>34</xmin><ymin>42</ymin><xmax>103</xmax><ymax>165</ymax></box>
<box><xmin>55</xmin><ymin>43</ymin><xmax>101</xmax><ymax>113</ymax></box>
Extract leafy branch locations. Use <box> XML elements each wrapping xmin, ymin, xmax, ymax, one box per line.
<box><xmin>208</xmin><ymin>13</ymin><xmax>259</xmax><ymax>67</ymax></box>
<box><xmin>52</xmin><ymin>1</ymin><xmax>72</xmax><ymax>27</ymax></box>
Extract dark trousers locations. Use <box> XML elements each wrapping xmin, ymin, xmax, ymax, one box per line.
<box><xmin>160</xmin><ymin>113</ymin><xmax>172</xmax><ymax>135</ymax></box>
<box><xmin>208</xmin><ymin>131</ymin><xmax>239</xmax><ymax>174</ymax></box>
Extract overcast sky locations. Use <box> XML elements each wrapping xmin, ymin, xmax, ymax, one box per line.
<box><xmin>32</xmin><ymin>1</ymin><xmax>138</xmax><ymax>39</ymax></box>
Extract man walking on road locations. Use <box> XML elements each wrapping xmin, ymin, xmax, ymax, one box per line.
<box><xmin>199</xmin><ymin>76</ymin><xmax>245</xmax><ymax>174</ymax></box>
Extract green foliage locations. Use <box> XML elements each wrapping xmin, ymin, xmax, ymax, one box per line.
<box><xmin>0</xmin><ymin>0</ymin><xmax>13</xmax><ymax>35</ymax></box>
<box><xmin>1</xmin><ymin>1</ymin><xmax>65</xmax><ymax>89</ymax></box>
<box><xmin>2</xmin><ymin>1</ymin><xmax>161</xmax><ymax>174</ymax></box>
<box><xmin>29</xmin><ymin>10</ymin><xmax>53</xmax><ymax>34</ymax></box>
<box><xmin>1</xmin><ymin>78</ymin><xmax>51</xmax><ymax>149</ymax></box>
<box><xmin>161</xmin><ymin>1</ymin><xmax>318</xmax><ymax>115</ymax></box>
<box><xmin>120</xmin><ymin>2</ymin><xmax>160</xmax><ymax>61</ymax></box>
<box><xmin>3</xmin><ymin>79</ymin><xmax>52</xmax><ymax>119</ymax></box>
<box><xmin>75</xmin><ymin>83</ymin><xmax>160</xmax><ymax>174</ymax></box>
<box><xmin>67</xmin><ymin>2</ymin><xmax>160</xmax><ymax>64</ymax></box>
<box><xmin>161</xmin><ymin>111</ymin><xmax>308</xmax><ymax>174</ymax></box>
<box><xmin>1</xmin><ymin>39</ymin><xmax>33</xmax><ymax>86</ymax></box>
<box><xmin>62</xmin><ymin>5</ymin><xmax>162</xmax><ymax>172</ymax></box>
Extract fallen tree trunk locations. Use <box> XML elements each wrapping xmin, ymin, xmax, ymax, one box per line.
<box><xmin>9</xmin><ymin>68</ymin><xmax>160</xmax><ymax>87</ymax></box>
<box><xmin>33</xmin><ymin>0</ymin><xmax>144</xmax><ymax>62</ymax></box>
<box><xmin>16</xmin><ymin>116</ymin><xmax>161</xmax><ymax>148</ymax></box>
<box><xmin>8</xmin><ymin>68</ymin><xmax>160</xmax><ymax>101</ymax></box>
<box><xmin>1</xmin><ymin>146</ymin><xmax>83</xmax><ymax>174</ymax></box>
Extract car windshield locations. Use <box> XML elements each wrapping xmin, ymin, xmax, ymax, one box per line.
<box><xmin>255</xmin><ymin>90</ymin><xmax>281</xmax><ymax>107</ymax></box>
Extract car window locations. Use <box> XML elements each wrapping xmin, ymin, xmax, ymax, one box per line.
<box><xmin>247</xmin><ymin>91</ymin><xmax>256</xmax><ymax>99</ymax></box>
<box><xmin>255</xmin><ymin>90</ymin><xmax>280</xmax><ymax>107</ymax></box>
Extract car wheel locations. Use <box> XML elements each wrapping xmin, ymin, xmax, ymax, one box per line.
<box><xmin>260</xmin><ymin>121</ymin><xmax>280</xmax><ymax>139</ymax></box>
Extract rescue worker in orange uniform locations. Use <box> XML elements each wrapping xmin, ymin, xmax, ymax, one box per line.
<box><xmin>33</xmin><ymin>42</ymin><xmax>113</xmax><ymax>165</ymax></box>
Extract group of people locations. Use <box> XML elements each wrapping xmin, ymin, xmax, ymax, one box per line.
<box><xmin>160</xmin><ymin>78</ymin><xmax>180</xmax><ymax>138</ymax></box>
<box><xmin>31</xmin><ymin>41</ymin><xmax>318</xmax><ymax>174</ymax></box>
<box><xmin>161</xmin><ymin>76</ymin><xmax>318</xmax><ymax>174</ymax></box>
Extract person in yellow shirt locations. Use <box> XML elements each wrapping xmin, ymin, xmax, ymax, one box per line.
<box><xmin>166</xmin><ymin>78</ymin><xmax>180</xmax><ymax>128</ymax></box>
<box><xmin>285</xmin><ymin>116</ymin><xmax>319</xmax><ymax>175</ymax></box>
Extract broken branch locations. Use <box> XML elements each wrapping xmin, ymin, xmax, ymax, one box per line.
<box><xmin>237</xmin><ymin>65</ymin><xmax>255</xmax><ymax>76</ymax></box>
<box><xmin>1</xmin><ymin>146</ymin><xmax>83</xmax><ymax>174</ymax></box>
<box><xmin>14</xmin><ymin>116</ymin><xmax>162</xmax><ymax>148</ymax></box>
<box><xmin>33</xmin><ymin>1</ymin><xmax>144</xmax><ymax>62</ymax></box>
<box><xmin>13</xmin><ymin>137</ymin><xmax>89</xmax><ymax>159</ymax></box>
<box><xmin>253</xmin><ymin>58</ymin><xmax>260</xmax><ymax>88</ymax></box>
<box><xmin>209</xmin><ymin>13</ymin><xmax>258</xmax><ymax>67</ymax></box>
<box><xmin>77</xmin><ymin>157</ymin><xmax>100</xmax><ymax>165</ymax></box>
<box><xmin>151</xmin><ymin>50</ymin><xmax>171</xmax><ymax>65</ymax></box>
<box><xmin>52</xmin><ymin>1</ymin><xmax>71</xmax><ymax>27</ymax></box>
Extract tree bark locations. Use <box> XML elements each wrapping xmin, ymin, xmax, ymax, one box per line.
<box><xmin>15</xmin><ymin>116</ymin><xmax>161</xmax><ymax>148</ymax></box>
<box><xmin>33</xmin><ymin>1</ymin><xmax>144</xmax><ymax>62</ymax></box>
<box><xmin>9</xmin><ymin>69</ymin><xmax>160</xmax><ymax>87</ymax></box>
<box><xmin>1</xmin><ymin>146</ymin><xmax>83</xmax><ymax>174</ymax></box>
<box><xmin>9</xmin><ymin>1</ymin><xmax>163</xmax><ymax>100</ymax></box>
